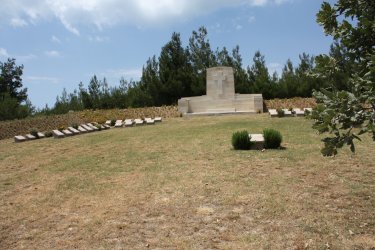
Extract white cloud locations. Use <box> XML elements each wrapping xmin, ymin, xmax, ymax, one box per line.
<box><xmin>268</xmin><ymin>62</ymin><xmax>282</xmax><ymax>75</ymax></box>
<box><xmin>51</xmin><ymin>35</ymin><xmax>61</xmax><ymax>43</ymax></box>
<box><xmin>235</xmin><ymin>25</ymin><xmax>243</xmax><ymax>30</ymax></box>
<box><xmin>17</xmin><ymin>54</ymin><xmax>37</xmax><ymax>62</ymax></box>
<box><xmin>0</xmin><ymin>48</ymin><xmax>36</xmax><ymax>62</ymax></box>
<box><xmin>0</xmin><ymin>48</ymin><xmax>10</xmax><ymax>58</ymax></box>
<box><xmin>248</xmin><ymin>16</ymin><xmax>256</xmax><ymax>23</ymax></box>
<box><xmin>44</xmin><ymin>50</ymin><xmax>60</xmax><ymax>57</ymax></box>
<box><xmin>251</xmin><ymin>0</ymin><xmax>268</xmax><ymax>6</ymax></box>
<box><xmin>10</xmin><ymin>17</ymin><xmax>28</xmax><ymax>27</ymax></box>
<box><xmin>26</xmin><ymin>76</ymin><xmax>59</xmax><ymax>84</ymax></box>
<box><xmin>274</xmin><ymin>0</ymin><xmax>294</xmax><ymax>5</ymax></box>
<box><xmin>88</xmin><ymin>36</ymin><xmax>110</xmax><ymax>43</ymax></box>
<box><xmin>102</xmin><ymin>68</ymin><xmax>142</xmax><ymax>80</ymax></box>
<box><xmin>0</xmin><ymin>0</ymin><xmax>293</xmax><ymax>34</ymax></box>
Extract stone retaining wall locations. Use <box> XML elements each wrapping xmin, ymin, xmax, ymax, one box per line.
<box><xmin>0</xmin><ymin>106</ymin><xmax>179</xmax><ymax>140</ymax></box>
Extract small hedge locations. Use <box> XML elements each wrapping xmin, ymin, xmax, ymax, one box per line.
<box><xmin>232</xmin><ymin>130</ymin><xmax>252</xmax><ymax>150</ymax></box>
<box><xmin>30</xmin><ymin>128</ymin><xmax>39</xmax><ymax>138</ymax></box>
<box><xmin>45</xmin><ymin>131</ymin><xmax>53</xmax><ymax>137</ymax></box>
<box><xmin>263</xmin><ymin>128</ymin><xmax>282</xmax><ymax>149</ymax></box>
<box><xmin>276</xmin><ymin>108</ymin><xmax>285</xmax><ymax>118</ymax></box>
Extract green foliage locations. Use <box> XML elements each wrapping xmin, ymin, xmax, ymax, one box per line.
<box><xmin>0</xmin><ymin>58</ymin><xmax>27</xmax><ymax>103</ymax></box>
<box><xmin>304</xmin><ymin>109</ymin><xmax>311</xmax><ymax>118</ymax></box>
<box><xmin>30</xmin><ymin>128</ymin><xmax>39</xmax><ymax>138</ymax></box>
<box><xmin>276</xmin><ymin>108</ymin><xmax>285</xmax><ymax>117</ymax></box>
<box><xmin>0</xmin><ymin>58</ymin><xmax>34</xmax><ymax>121</ymax></box>
<box><xmin>158</xmin><ymin>32</ymin><xmax>194</xmax><ymax>105</ymax></box>
<box><xmin>110</xmin><ymin>119</ymin><xmax>116</xmax><ymax>126</ymax></box>
<box><xmin>263</xmin><ymin>129</ymin><xmax>282</xmax><ymax>149</ymax></box>
<box><xmin>313</xmin><ymin>0</ymin><xmax>375</xmax><ymax>156</ymax></box>
<box><xmin>188</xmin><ymin>26</ymin><xmax>216</xmax><ymax>96</ymax></box>
<box><xmin>95</xmin><ymin>124</ymin><xmax>102</xmax><ymax>131</ymax></box>
<box><xmin>45</xmin><ymin>131</ymin><xmax>53</xmax><ymax>138</ymax></box>
<box><xmin>232</xmin><ymin>130</ymin><xmax>252</xmax><ymax>150</ymax></box>
<box><xmin>71</xmin><ymin>123</ymin><xmax>79</xmax><ymax>129</ymax></box>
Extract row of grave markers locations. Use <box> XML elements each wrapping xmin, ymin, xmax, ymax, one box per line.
<box><xmin>14</xmin><ymin>117</ymin><xmax>163</xmax><ymax>143</ymax></box>
<box><xmin>109</xmin><ymin>117</ymin><xmax>162</xmax><ymax>127</ymax></box>
<box><xmin>268</xmin><ymin>108</ymin><xmax>312</xmax><ymax>117</ymax></box>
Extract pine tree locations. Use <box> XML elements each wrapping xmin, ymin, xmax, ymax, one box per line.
<box><xmin>248</xmin><ymin>51</ymin><xmax>271</xmax><ymax>98</ymax></box>
<box><xmin>188</xmin><ymin>26</ymin><xmax>216</xmax><ymax>96</ymax></box>
<box><xmin>0</xmin><ymin>58</ymin><xmax>31</xmax><ymax>120</ymax></box>
<box><xmin>158</xmin><ymin>32</ymin><xmax>193</xmax><ymax>104</ymax></box>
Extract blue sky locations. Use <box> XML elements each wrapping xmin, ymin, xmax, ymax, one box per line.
<box><xmin>0</xmin><ymin>0</ymin><xmax>335</xmax><ymax>109</ymax></box>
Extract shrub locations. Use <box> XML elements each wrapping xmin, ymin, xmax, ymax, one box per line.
<box><xmin>58</xmin><ymin>126</ymin><xmax>65</xmax><ymax>132</ymax></box>
<box><xmin>95</xmin><ymin>124</ymin><xmax>102</xmax><ymax>131</ymax></box>
<box><xmin>71</xmin><ymin>123</ymin><xmax>79</xmax><ymax>129</ymax></box>
<box><xmin>232</xmin><ymin>130</ymin><xmax>252</xmax><ymax>150</ymax></box>
<box><xmin>276</xmin><ymin>108</ymin><xmax>285</xmax><ymax>118</ymax></box>
<box><xmin>30</xmin><ymin>128</ymin><xmax>39</xmax><ymax>138</ymax></box>
<box><xmin>304</xmin><ymin>109</ymin><xmax>311</xmax><ymax>117</ymax></box>
<box><xmin>263</xmin><ymin>128</ymin><xmax>282</xmax><ymax>149</ymax></box>
<box><xmin>45</xmin><ymin>131</ymin><xmax>53</xmax><ymax>137</ymax></box>
<box><xmin>110</xmin><ymin>119</ymin><xmax>116</xmax><ymax>126</ymax></box>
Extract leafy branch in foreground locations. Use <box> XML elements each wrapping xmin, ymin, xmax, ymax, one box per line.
<box><xmin>312</xmin><ymin>0</ymin><xmax>374</xmax><ymax>156</ymax></box>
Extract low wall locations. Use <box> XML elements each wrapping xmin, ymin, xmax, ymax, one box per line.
<box><xmin>178</xmin><ymin>94</ymin><xmax>263</xmax><ymax>114</ymax></box>
<box><xmin>264</xmin><ymin>97</ymin><xmax>316</xmax><ymax>110</ymax></box>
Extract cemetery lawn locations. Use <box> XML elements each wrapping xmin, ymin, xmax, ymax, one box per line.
<box><xmin>0</xmin><ymin>114</ymin><xmax>374</xmax><ymax>249</ymax></box>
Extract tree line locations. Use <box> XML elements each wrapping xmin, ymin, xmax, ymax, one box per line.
<box><xmin>0</xmin><ymin>25</ymin><xmax>356</xmax><ymax>119</ymax></box>
<box><xmin>38</xmin><ymin>26</ymin><xmax>354</xmax><ymax>116</ymax></box>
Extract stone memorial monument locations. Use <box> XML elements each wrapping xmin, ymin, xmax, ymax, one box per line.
<box><xmin>178</xmin><ymin>66</ymin><xmax>263</xmax><ymax>115</ymax></box>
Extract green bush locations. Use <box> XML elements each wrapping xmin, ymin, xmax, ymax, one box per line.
<box><xmin>45</xmin><ymin>131</ymin><xmax>53</xmax><ymax>137</ymax></box>
<box><xmin>232</xmin><ymin>130</ymin><xmax>252</xmax><ymax>150</ymax></box>
<box><xmin>263</xmin><ymin>128</ymin><xmax>282</xmax><ymax>149</ymax></box>
<box><xmin>276</xmin><ymin>108</ymin><xmax>285</xmax><ymax>118</ymax></box>
<box><xmin>110</xmin><ymin>119</ymin><xmax>116</xmax><ymax>126</ymax></box>
<box><xmin>30</xmin><ymin>128</ymin><xmax>39</xmax><ymax>138</ymax></box>
<box><xmin>71</xmin><ymin>123</ymin><xmax>79</xmax><ymax>129</ymax></box>
<box><xmin>95</xmin><ymin>124</ymin><xmax>102</xmax><ymax>131</ymax></box>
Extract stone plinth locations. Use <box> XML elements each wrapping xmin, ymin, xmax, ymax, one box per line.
<box><xmin>14</xmin><ymin>135</ymin><xmax>27</xmax><ymax>142</ymax></box>
<box><xmin>178</xmin><ymin>67</ymin><xmax>263</xmax><ymax>115</ymax></box>
<box><xmin>249</xmin><ymin>134</ymin><xmax>264</xmax><ymax>150</ymax></box>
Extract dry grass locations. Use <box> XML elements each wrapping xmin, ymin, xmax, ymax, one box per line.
<box><xmin>0</xmin><ymin>114</ymin><xmax>374</xmax><ymax>249</ymax></box>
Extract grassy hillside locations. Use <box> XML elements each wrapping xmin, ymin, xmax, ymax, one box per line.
<box><xmin>0</xmin><ymin>114</ymin><xmax>374</xmax><ymax>249</ymax></box>
<box><xmin>0</xmin><ymin>98</ymin><xmax>316</xmax><ymax>140</ymax></box>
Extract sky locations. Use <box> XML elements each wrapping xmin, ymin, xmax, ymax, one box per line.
<box><xmin>0</xmin><ymin>0</ymin><xmax>335</xmax><ymax>109</ymax></box>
